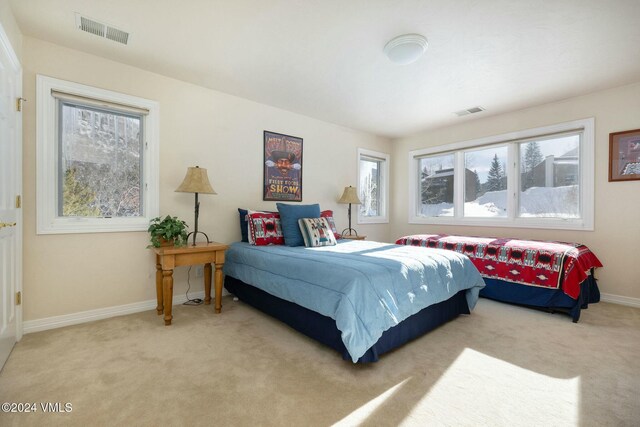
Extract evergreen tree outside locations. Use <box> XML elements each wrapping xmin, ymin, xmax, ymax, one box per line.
<box><xmin>420</xmin><ymin>166</ymin><xmax>433</xmax><ymax>204</ymax></box>
<box><xmin>62</xmin><ymin>168</ymin><xmax>100</xmax><ymax>216</ymax></box>
<box><xmin>522</xmin><ymin>141</ymin><xmax>543</xmax><ymax>190</ymax></box>
<box><xmin>486</xmin><ymin>154</ymin><xmax>506</xmax><ymax>191</ymax></box>
<box><xmin>61</xmin><ymin>105</ymin><xmax>143</xmax><ymax>218</ymax></box>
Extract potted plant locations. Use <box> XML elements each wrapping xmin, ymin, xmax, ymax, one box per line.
<box><xmin>147</xmin><ymin>215</ymin><xmax>189</xmax><ymax>248</ymax></box>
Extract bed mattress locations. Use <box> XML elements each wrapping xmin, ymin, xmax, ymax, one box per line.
<box><xmin>223</xmin><ymin>240</ymin><xmax>485</xmax><ymax>362</ymax></box>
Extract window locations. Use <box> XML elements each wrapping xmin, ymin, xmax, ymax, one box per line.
<box><xmin>464</xmin><ymin>145</ymin><xmax>508</xmax><ymax>218</ymax></box>
<box><xmin>358</xmin><ymin>148</ymin><xmax>389</xmax><ymax>224</ymax></box>
<box><xmin>37</xmin><ymin>75</ymin><xmax>159</xmax><ymax>234</ymax></box>
<box><xmin>408</xmin><ymin>118</ymin><xmax>594</xmax><ymax>230</ymax></box>
<box><xmin>419</xmin><ymin>153</ymin><xmax>455</xmax><ymax>217</ymax></box>
<box><xmin>519</xmin><ymin>135</ymin><xmax>580</xmax><ymax>218</ymax></box>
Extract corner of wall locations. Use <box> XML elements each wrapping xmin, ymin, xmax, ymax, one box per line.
<box><xmin>0</xmin><ymin>1</ymin><xmax>23</xmax><ymax>63</ymax></box>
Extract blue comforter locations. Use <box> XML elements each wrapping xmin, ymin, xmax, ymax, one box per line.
<box><xmin>224</xmin><ymin>240</ymin><xmax>485</xmax><ymax>362</ymax></box>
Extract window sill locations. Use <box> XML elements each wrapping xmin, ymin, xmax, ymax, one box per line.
<box><xmin>408</xmin><ymin>216</ymin><xmax>593</xmax><ymax>231</ymax></box>
<box><xmin>358</xmin><ymin>217</ymin><xmax>389</xmax><ymax>225</ymax></box>
<box><xmin>37</xmin><ymin>217</ymin><xmax>151</xmax><ymax>235</ymax></box>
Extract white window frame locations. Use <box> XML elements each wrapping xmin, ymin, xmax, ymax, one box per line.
<box><xmin>36</xmin><ymin>75</ymin><xmax>159</xmax><ymax>234</ymax></box>
<box><xmin>357</xmin><ymin>148</ymin><xmax>390</xmax><ymax>224</ymax></box>
<box><xmin>408</xmin><ymin>118</ymin><xmax>595</xmax><ymax>231</ymax></box>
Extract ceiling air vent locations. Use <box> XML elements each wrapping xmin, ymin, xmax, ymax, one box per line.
<box><xmin>454</xmin><ymin>106</ymin><xmax>485</xmax><ymax>117</ymax></box>
<box><xmin>106</xmin><ymin>26</ymin><xmax>129</xmax><ymax>45</ymax></box>
<box><xmin>75</xmin><ymin>14</ymin><xmax>129</xmax><ymax>45</ymax></box>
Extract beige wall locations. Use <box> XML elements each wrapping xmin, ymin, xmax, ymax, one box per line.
<box><xmin>22</xmin><ymin>37</ymin><xmax>391</xmax><ymax>321</ymax></box>
<box><xmin>390</xmin><ymin>82</ymin><xmax>640</xmax><ymax>300</ymax></box>
<box><xmin>0</xmin><ymin>0</ymin><xmax>22</xmax><ymax>61</ymax></box>
<box><xmin>20</xmin><ymin>31</ymin><xmax>640</xmax><ymax>322</ymax></box>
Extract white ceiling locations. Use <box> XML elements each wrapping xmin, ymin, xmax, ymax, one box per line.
<box><xmin>10</xmin><ymin>0</ymin><xmax>640</xmax><ymax>138</ymax></box>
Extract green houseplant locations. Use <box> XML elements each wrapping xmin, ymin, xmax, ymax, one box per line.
<box><xmin>147</xmin><ymin>215</ymin><xmax>189</xmax><ymax>248</ymax></box>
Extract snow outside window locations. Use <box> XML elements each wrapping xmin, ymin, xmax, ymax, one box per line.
<box><xmin>408</xmin><ymin>119</ymin><xmax>594</xmax><ymax>231</ymax></box>
<box><xmin>464</xmin><ymin>146</ymin><xmax>508</xmax><ymax>218</ymax></box>
<box><xmin>358</xmin><ymin>148</ymin><xmax>389</xmax><ymax>224</ymax></box>
<box><xmin>518</xmin><ymin>135</ymin><xmax>580</xmax><ymax>219</ymax></box>
<box><xmin>36</xmin><ymin>75</ymin><xmax>159</xmax><ymax>234</ymax></box>
<box><xmin>419</xmin><ymin>153</ymin><xmax>455</xmax><ymax>217</ymax></box>
<box><xmin>58</xmin><ymin>102</ymin><xmax>144</xmax><ymax>218</ymax></box>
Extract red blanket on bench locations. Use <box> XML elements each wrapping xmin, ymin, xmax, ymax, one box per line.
<box><xmin>395</xmin><ymin>234</ymin><xmax>603</xmax><ymax>299</ymax></box>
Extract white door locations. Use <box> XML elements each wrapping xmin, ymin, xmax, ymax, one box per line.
<box><xmin>0</xmin><ymin>26</ymin><xmax>22</xmax><ymax>370</ymax></box>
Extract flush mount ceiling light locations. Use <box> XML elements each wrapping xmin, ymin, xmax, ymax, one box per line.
<box><xmin>384</xmin><ymin>34</ymin><xmax>428</xmax><ymax>65</ymax></box>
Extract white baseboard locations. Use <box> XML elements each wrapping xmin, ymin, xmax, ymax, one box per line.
<box><xmin>23</xmin><ymin>291</ymin><xmax>206</xmax><ymax>334</ymax></box>
<box><xmin>22</xmin><ymin>290</ymin><xmax>639</xmax><ymax>335</ymax></box>
<box><xmin>600</xmin><ymin>293</ymin><xmax>640</xmax><ymax>309</ymax></box>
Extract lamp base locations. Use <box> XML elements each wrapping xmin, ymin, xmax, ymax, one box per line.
<box><xmin>187</xmin><ymin>231</ymin><xmax>211</xmax><ymax>246</ymax></box>
<box><xmin>340</xmin><ymin>228</ymin><xmax>358</xmax><ymax>237</ymax></box>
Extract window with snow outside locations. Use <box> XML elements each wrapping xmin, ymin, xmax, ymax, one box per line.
<box><xmin>408</xmin><ymin>118</ymin><xmax>594</xmax><ymax>230</ymax></box>
<box><xmin>58</xmin><ymin>102</ymin><xmax>144</xmax><ymax>218</ymax></box>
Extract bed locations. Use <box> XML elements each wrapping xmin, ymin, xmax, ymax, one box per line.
<box><xmin>396</xmin><ymin>234</ymin><xmax>602</xmax><ymax>322</ymax></box>
<box><xmin>223</xmin><ymin>240</ymin><xmax>485</xmax><ymax>363</ymax></box>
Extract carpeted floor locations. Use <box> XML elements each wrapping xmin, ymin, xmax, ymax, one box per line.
<box><xmin>1</xmin><ymin>297</ymin><xmax>639</xmax><ymax>426</ymax></box>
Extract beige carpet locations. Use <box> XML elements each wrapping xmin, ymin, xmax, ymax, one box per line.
<box><xmin>1</xmin><ymin>297</ymin><xmax>639</xmax><ymax>427</ymax></box>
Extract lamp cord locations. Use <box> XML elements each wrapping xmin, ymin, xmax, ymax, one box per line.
<box><xmin>183</xmin><ymin>266</ymin><xmax>203</xmax><ymax>305</ymax></box>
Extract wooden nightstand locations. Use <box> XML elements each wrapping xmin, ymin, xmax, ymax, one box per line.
<box><xmin>152</xmin><ymin>242</ymin><xmax>228</xmax><ymax>325</ymax></box>
<box><xmin>342</xmin><ymin>235</ymin><xmax>366</xmax><ymax>241</ymax></box>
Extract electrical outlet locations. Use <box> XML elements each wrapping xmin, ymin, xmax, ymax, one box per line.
<box><xmin>195</xmin><ymin>266</ymin><xmax>204</xmax><ymax>278</ymax></box>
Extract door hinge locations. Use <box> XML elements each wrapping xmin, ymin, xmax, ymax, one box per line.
<box><xmin>16</xmin><ymin>97</ymin><xmax>26</xmax><ymax>112</ymax></box>
<box><xmin>16</xmin><ymin>291</ymin><xmax>21</xmax><ymax>306</ymax></box>
<box><xmin>16</xmin><ymin>195</ymin><xmax>21</xmax><ymax>208</ymax></box>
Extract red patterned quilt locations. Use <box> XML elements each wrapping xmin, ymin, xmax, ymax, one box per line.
<box><xmin>396</xmin><ymin>234</ymin><xmax>603</xmax><ymax>299</ymax></box>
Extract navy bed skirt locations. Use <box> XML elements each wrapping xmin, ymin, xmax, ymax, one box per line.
<box><xmin>479</xmin><ymin>273</ymin><xmax>600</xmax><ymax>322</ymax></box>
<box><xmin>224</xmin><ymin>275</ymin><xmax>470</xmax><ymax>363</ymax></box>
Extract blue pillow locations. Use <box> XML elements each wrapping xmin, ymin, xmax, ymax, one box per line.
<box><xmin>276</xmin><ymin>203</ymin><xmax>321</xmax><ymax>247</ymax></box>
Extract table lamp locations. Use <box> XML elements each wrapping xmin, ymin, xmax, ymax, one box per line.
<box><xmin>338</xmin><ymin>185</ymin><xmax>362</xmax><ymax>237</ymax></box>
<box><xmin>175</xmin><ymin>166</ymin><xmax>217</xmax><ymax>246</ymax></box>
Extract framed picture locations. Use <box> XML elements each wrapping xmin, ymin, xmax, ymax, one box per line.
<box><xmin>609</xmin><ymin>128</ymin><xmax>640</xmax><ymax>182</ymax></box>
<box><xmin>263</xmin><ymin>131</ymin><xmax>303</xmax><ymax>201</ymax></box>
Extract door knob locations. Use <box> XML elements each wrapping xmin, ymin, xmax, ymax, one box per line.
<box><xmin>0</xmin><ymin>222</ymin><xmax>17</xmax><ymax>228</ymax></box>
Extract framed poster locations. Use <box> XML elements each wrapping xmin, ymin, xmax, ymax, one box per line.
<box><xmin>263</xmin><ymin>131</ymin><xmax>303</xmax><ymax>201</ymax></box>
<box><xmin>609</xmin><ymin>128</ymin><xmax>640</xmax><ymax>182</ymax></box>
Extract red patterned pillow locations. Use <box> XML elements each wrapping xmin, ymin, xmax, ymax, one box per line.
<box><xmin>320</xmin><ymin>210</ymin><xmax>341</xmax><ymax>239</ymax></box>
<box><xmin>248</xmin><ymin>211</ymin><xmax>284</xmax><ymax>246</ymax></box>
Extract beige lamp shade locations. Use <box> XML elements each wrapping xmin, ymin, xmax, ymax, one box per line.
<box><xmin>338</xmin><ymin>186</ymin><xmax>362</xmax><ymax>204</ymax></box>
<box><xmin>175</xmin><ymin>166</ymin><xmax>217</xmax><ymax>194</ymax></box>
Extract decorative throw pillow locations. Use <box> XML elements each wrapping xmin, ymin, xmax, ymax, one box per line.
<box><xmin>239</xmin><ymin>208</ymin><xmax>278</xmax><ymax>242</ymax></box>
<box><xmin>276</xmin><ymin>203</ymin><xmax>321</xmax><ymax>247</ymax></box>
<box><xmin>247</xmin><ymin>211</ymin><xmax>284</xmax><ymax>246</ymax></box>
<box><xmin>320</xmin><ymin>210</ymin><xmax>341</xmax><ymax>239</ymax></box>
<box><xmin>298</xmin><ymin>217</ymin><xmax>337</xmax><ymax>247</ymax></box>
